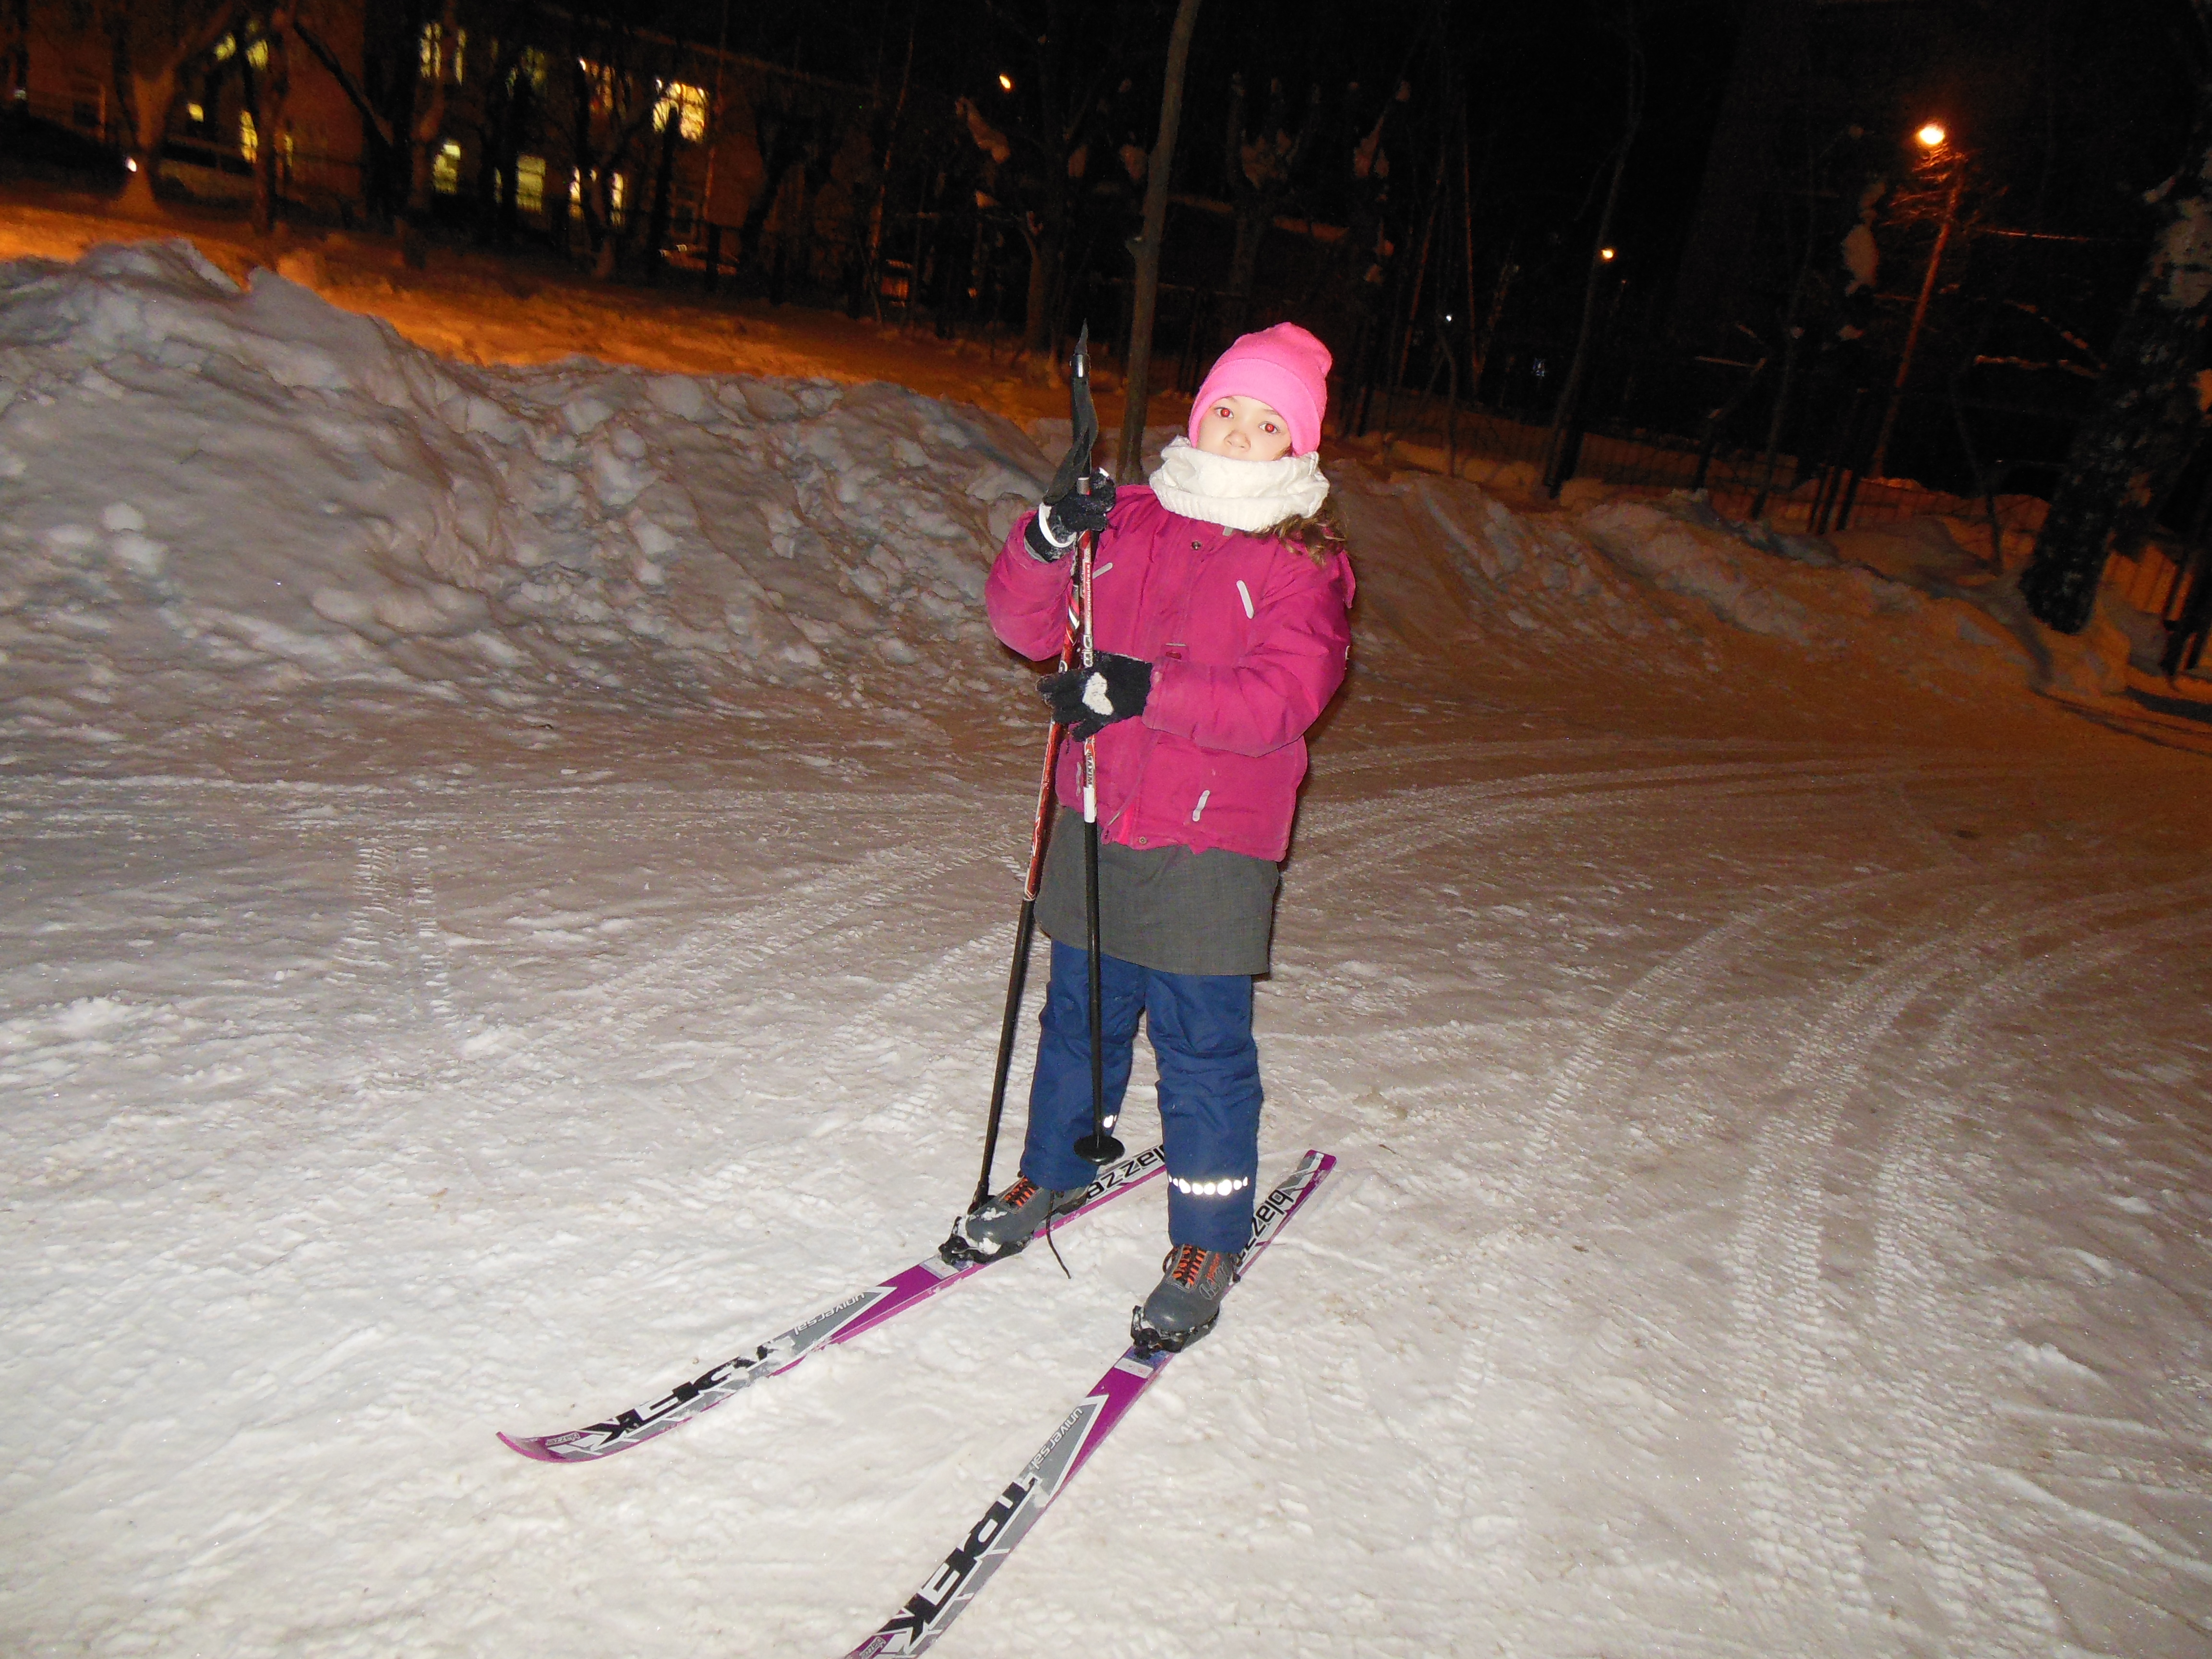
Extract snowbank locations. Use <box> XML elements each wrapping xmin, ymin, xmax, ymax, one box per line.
<box><xmin>0</xmin><ymin>242</ymin><xmax>2130</xmax><ymax>750</ymax></box>
<box><xmin>1337</xmin><ymin>472</ymin><xmax>2132</xmax><ymax>706</ymax></box>
<box><xmin>0</xmin><ymin>241</ymin><xmax>1051</xmax><ymax>731</ymax></box>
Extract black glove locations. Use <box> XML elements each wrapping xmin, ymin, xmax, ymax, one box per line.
<box><xmin>1023</xmin><ymin>473</ymin><xmax>1117</xmax><ymax>561</ymax></box>
<box><xmin>1039</xmin><ymin>650</ymin><xmax>1152</xmax><ymax>740</ymax></box>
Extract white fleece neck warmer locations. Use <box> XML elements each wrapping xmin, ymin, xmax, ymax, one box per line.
<box><xmin>1145</xmin><ymin>436</ymin><xmax>1330</xmax><ymax>532</ymax></box>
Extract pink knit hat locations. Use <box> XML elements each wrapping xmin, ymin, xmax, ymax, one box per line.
<box><xmin>1188</xmin><ymin>323</ymin><xmax>1333</xmax><ymax>456</ymax></box>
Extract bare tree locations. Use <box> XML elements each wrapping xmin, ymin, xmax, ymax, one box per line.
<box><xmin>2</xmin><ymin>0</ymin><xmax>31</xmax><ymax>108</ymax></box>
<box><xmin>1117</xmin><ymin>0</ymin><xmax>1203</xmax><ymax>475</ymax></box>
<box><xmin>246</xmin><ymin>1</ymin><xmax>293</xmax><ymax>235</ymax></box>
<box><xmin>966</xmin><ymin>0</ymin><xmax>1143</xmax><ymax>357</ymax></box>
<box><xmin>1222</xmin><ymin>72</ymin><xmax>1320</xmax><ymax>312</ymax></box>
<box><xmin>565</xmin><ymin>15</ymin><xmax>681</xmax><ymax>280</ymax></box>
<box><xmin>108</xmin><ymin>0</ymin><xmax>250</xmax><ymax>217</ymax></box>
<box><xmin>2022</xmin><ymin>5</ymin><xmax>2212</xmax><ymax>632</ymax></box>
<box><xmin>291</xmin><ymin>0</ymin><xmax>414</xmax><ymax>225</ymax></box>
<box><xmin>733</xmin><ymin>72</ymin><xmax>838</xmax><ymax>296</ymax></box>
<box><xmin>400</xmin><ymin>0</ymin><xmax>461</xmax><ymax>260</ymax></box>
<box><xmin>1540</xmin><ymin>2</ymin><xmax>1643</xmax><ymax>497</ymax></box>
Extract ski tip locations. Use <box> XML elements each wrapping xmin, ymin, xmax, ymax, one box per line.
<box><xmin>497</xmin><ymin>1431</ymin><xmax>571</xmax><ymax>1464</ymax></box>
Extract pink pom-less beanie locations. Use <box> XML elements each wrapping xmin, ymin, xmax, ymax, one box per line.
<box><xmin>1188</xmin><ymin>323</ymin><xmax>1333</xmax><ymax>456</ymax></box>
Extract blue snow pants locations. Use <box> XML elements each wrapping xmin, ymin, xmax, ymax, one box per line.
<box><xmin>1019</xmin><ymin>941</ymin><xmax>1263</xmax><ymax>1254</ymax></box>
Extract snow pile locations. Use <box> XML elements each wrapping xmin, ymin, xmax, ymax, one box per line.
<box><xmin>1336</xmin><ymin>470</ymin><xmax>2132</xmax><ymax>706</ymax></box>
<box><xmin>0</xmin><ymin>241</ymin><xmax>1050</xmax><ymax>732</ymax></box>
<box><xmin>0</xmin><ymin>241</ymin><xmax>2133</xmax><ymax>753</ymax></box>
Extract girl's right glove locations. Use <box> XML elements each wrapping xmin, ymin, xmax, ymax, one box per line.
<box><xmin>1024</xmin><ymin>473</ymin><xmax>1116</xmax><ymax>561</ymax></box>
<box><xmin>1039</xmin><ymin>650</ymin><xmax>1151</xmax><ymax>740</ymax></box>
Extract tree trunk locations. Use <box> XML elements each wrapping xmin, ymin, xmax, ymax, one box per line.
<box><xmin>645</xmin><ymin>100</ymin><xmax>680</xmax><ymax>282</ymax></box>
<box><xmin>251</xmin><ymin>8</ymin><xmax>292</xmax><ymax>237</ymax></box>
<box><xmin>1116</xmin><ymin>0</ymin><xmax>1204</xmax><ymax>478</ymax></box>
<box><xmin>1022</xmin><ymin>216</ymin><xmax>1063</xmax><ymax>355</ymax></box>
<box><xmin>1222</xmin><ymin>77</ymin><xmax>1316</xmax><ymax>305</ymax></box>
<box><xmin>404</xmin><ymin>0</ymin><xmax>461</xmax><ymax>261</ymax></box>
<box><xmin>2022</xmin><ymin>67</ymin><xmax>2212</xmax><ymax>634</ymax></box>
<box><xmin>110</xmin><ymin>0</ymin><xmax>248</xmax><ymax>217</ymax></box>
<box><xmin>4</xmin><ymin>0</ymin><xmax>30</xmax><ymax>107</ymax></box>
<box><xmin>1542</xmin><ymin>35</ymin><xmax>1642</xmax><ymax>498</ymax></box>
<box><xmin>494</xmin><ymin>72</ymin><xmax>528</xmax><ymax>248</ymax></box>
<box><xmin>118</xmin><ymin>62</ymin><xmax>176</xmax><ymax>216</ymax></box>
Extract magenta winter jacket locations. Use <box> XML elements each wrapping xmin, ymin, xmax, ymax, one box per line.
<box><xmin>986</xmin><ymin>486</ymin><xmax>1355</xmax><ymax>862</ymax></box>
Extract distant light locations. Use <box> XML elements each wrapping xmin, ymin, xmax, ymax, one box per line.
<box><xmin>1443</xmin><ymin>313</ymin><xmax>1454</xmax><ymax>322</ymax></box>
<box><xmin>998</xmin><ymin>73</ymin><xmax>1014</xmax><ymax>92</ymax></box>
<box><xmin>125</xmin><ymin>157</ymin><xmax>138</xmax><ymax>172</ymax></box>
<box><xmin>1917</xmin><ymin>122</ymin><xmax>1947</xmax><ymax>149</ymax></box>
<box><xmin>1599</xmin><ymin>247</ymin><xmax>1616</xmax><ymax>261</ymax></box>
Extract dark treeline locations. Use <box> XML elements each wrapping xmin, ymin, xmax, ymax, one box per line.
<box><xmin>16</xmin><ymin>0</ymin><xmax>2212</xmax><ymax>629</ymax></box>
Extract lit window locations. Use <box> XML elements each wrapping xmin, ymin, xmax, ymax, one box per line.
<box><xmin>517</xmin><ymin>48</ymin><xmax>548</xmax><ymax>90</ymax></box>
<box><xmin>420</xmin><ymin>23</ymin><xmax>466</xmax><ymax>83</ymax></box>
<box><xmin>579</xmin><ymin>59</ymin><xmax>620</xmax><ymax>117</ymax></box>
<box><xmin>239</xmin><ymin>110</ymin><xmax>257</xmax><ymax>163</ymax></box>
<box><xmin>212</xmin><ymin>34</ymin><xmax>236</xmax><ymax>63</ymax></box>
<box><xmin>433</xmin><ymin>139</ymin><xmax>462</xmax><ymax>194</ymax></box>
<box><xmin>247</xmin><ymin>37</ymin><xmax>268</xmax><ymax>71</ymax></box>
<box><xmin>516</xmin><ymin>154</ymin><xmax>545</xmax><ymax>215</ymax></box>
<box><xmin>185</xmin><ymin>101</ymin><xmax>204</xmax><ymax>123</ymax></box>
<box><xmin>654</xmin><ymin>81</ymin><xmax>707</xmax><ymax>142</ymax></box>
<box><xmin>566</xmin><ymin>169</ymin><xmax>626</xmax><ymax>224</ymax></box>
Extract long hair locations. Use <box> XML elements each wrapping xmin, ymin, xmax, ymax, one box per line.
<box><xmin>1261</xmin><ymin>493</ymin><xmax>1348</xmax><ymax>565</ymax></box>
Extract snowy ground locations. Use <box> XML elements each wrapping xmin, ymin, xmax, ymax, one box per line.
<box><xmin>3</xmin><ymin>241</ymin><xmax>2210</xmax><ymax>1658</ymax></box>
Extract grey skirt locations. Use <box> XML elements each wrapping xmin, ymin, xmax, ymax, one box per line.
<box><xmin>1034</xmin><ymin>808</ymin><xmax>1281</xmax><ymax>976</ymax></box>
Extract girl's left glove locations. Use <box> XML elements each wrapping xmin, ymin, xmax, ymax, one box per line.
<box><xmin>1039</xmin><ymin>651</ymin><xmax>1151</xmax><ymax>740</ymax></box>
<box><xmin>1024</xmin><ymin>474</ymin><xmax>1116</xmax><ymax>560</ymax></box>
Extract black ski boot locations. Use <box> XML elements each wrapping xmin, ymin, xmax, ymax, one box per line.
<box><xmin>951</xmin><ymin>1176</ymin><xmax>1088</xmax><ymax>1260</ymax></box>
<box><xmin>1131</xmin><ymin>1243</ymin><xmax>1239</xmax><ymax>1352</ymax></box>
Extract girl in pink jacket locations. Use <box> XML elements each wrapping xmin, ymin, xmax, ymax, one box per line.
<box><xmin>964</xmin><ymin>324</ymin><xmax>1354</xmax><ymax>1347</ymax></box>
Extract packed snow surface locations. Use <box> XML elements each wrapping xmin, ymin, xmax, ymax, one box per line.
<box><xmin>3</xmin><ymin>243</ymin><xmax>2208</xmax><ymax>1657</ymax></box>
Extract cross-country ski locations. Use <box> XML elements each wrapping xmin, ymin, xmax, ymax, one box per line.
<box><xmin>847</xmin><ymin>1151</ymin><xmax>1336</xmax><ymax>1659</ymax></box>
<box><xmin>498</xmin><ymin>1145</ymin><xmax>1164</xmax><ymax>1463</ymax></box>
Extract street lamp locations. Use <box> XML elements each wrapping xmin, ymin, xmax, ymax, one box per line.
<box><xmin>1870</xmin><ymin>120</ymin><xmax>1965</xmax><ymax>480</ymax></box>
<box><xmin>1599</xmin><ymin>246</ymin><xmax>1617</xmax><ymax>262</ymax></box>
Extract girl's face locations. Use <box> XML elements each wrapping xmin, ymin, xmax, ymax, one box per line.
<box><xmin>1194</xmin><ymin>394</ymin><xmax>1295</xmax><ymax>462</ymax></box>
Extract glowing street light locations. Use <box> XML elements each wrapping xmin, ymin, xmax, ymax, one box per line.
<box><xmin>1872</xmin><ymin>121</ymin><xmax>1967</xmax><ymax>477</ymax></box>
<box><xmin>998</xmin><ymin>72</ymin><xmax>1014</xmax><ymax>92</ymax></box>
<box><xmin>1599</xmin><ymin>247</ymin><xmax>1616</xmax><ymax>262</ymax></box>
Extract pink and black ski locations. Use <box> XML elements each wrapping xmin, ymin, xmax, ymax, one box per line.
<box><xmin>845</xmin><ymin>1149</ymin><xmax>1336</xmax><ymax>1658</ymax></box>
<box><xmin>499</xmin><ymin>1144</ymin><xmax>1166</xmax><ymax>1464</ymax></box>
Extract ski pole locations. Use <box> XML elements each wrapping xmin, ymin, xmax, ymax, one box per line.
<box><xmin>1070</xmin><ymin>470</ymin><xmax>1122</xmax><ymax>1167</ymax></box>
<box><xmin>970</xmin><ymin>662</ymin><xmax>1067</xmax><ymax>1212</ymax></box>
<box><xmin>973</xmin><ymin>325</ymin><xmax>1112</xmax><ymax>1203</ymax></box>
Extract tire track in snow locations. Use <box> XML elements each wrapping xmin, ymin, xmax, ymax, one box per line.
<box><xmin>1299</xmin><ymin>757</ymin><xmax>2013</xmax><ymax>886</ymax></box>
<box><xmin>1865</xmin><ymin>874</ymin><xmax>2212</xmax><ymax>1648</ymax></box>
<box><xmin>1719</xmin><ymin>867</ymin><xmax>2211</xmax><ymax>1633</ymax></box>
<box><xmin>329</xmin><ymin>836</ymin><xmax>423</xmax><ymax>1065</ymax></box>
<box><xmin>1724</xmin><ymin>903</ymin><xmax>2006</xmax><ymax>1622</ymax></box>
<box><xmin>1923</xmin><ymin>873</ymin><xmax>2212</xmax><ymax>1069</ymax></box>
<box><xmin>1510</xmin><ymin>866</ymin><xmax>1961</xmax><ymax>1210</ymax></box>
<box><xmin>548</xmin><ymin>809</ymin><xmax>1002</xmax><ymax>1063</ymax></box>
<box><xmin>717</xmin><ymin>926</ymin><xmax>1015</xmax><ymax>1163</ymax></box>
